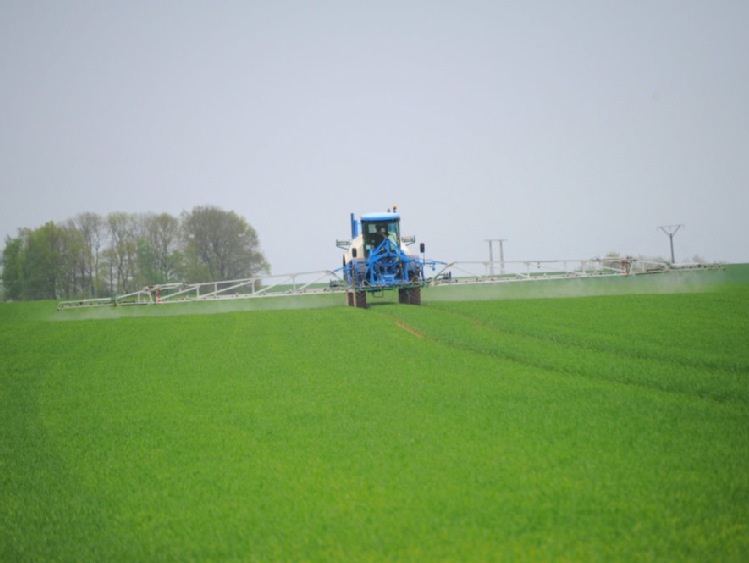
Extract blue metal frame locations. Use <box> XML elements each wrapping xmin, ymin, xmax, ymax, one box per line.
<box><xmin>342</xmin><ymin>238</ymin><xmax>423</xmax><ymax>292</ymax></box>
<box><xmin>365</xmin><ymin>238</ymin><xmax>421</xmax><ymax>287</ymax></box>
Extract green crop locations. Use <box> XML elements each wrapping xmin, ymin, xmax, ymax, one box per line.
<box><xmin>2</xmin><ymin>272</ymin><xmax>748</xmax><ymax>560</ymax></box>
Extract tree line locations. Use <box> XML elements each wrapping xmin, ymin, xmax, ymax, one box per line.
<box><xmin>1</xmin><ymin>206</ymin><xmax>269</xmax><ymax>301</ymax></box>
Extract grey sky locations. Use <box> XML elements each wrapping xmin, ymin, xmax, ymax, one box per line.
<box><xmin>2</xmin><ymin>1</ymin><xmax>747</xmax><ymax>274</ymax></box>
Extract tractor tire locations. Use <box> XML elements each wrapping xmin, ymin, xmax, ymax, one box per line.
<box><xmin>398</xmin><ymin>287</ymin><xmax>411</xmax><ymax>305</ymax></box>
<box><xmin>409</xmin><ymin>283</ymin><xmax>422</xmax><ymax>305</ymax></box>
<box><xmin>346</xmin><ymin>292</ymin><xmax>354</xmax><ymax>307</ymax></box>
<box><xmin>354</xmin><ymin>290</ymin><xmax>367</xmax><ymax>309</ymax></box>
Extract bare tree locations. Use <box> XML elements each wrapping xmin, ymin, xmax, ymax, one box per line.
<box><xmin>71</xmin><ymin>212</ymin><xmax>104</xmax><ymax>297</ymax></box>
<box><xmin>105</xmin><ymin>212</ymin><xmax>137</xmax><ymax>294</ymax></box>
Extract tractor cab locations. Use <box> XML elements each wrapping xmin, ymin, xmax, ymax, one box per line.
<box><xmin>360</xmin><ymin>212</ymin><xmax>400</xmax><ymax>258</ymax></box>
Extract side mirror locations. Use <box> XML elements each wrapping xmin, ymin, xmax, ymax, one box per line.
<box><xmin>420</xmin><ymin>243</ymin><xmax>425</xmax><ymax>254</ymax></box>
<box><xmin>352</xmin><ymin>248</ymin><xmax>358</xmax><ymax>259</ymax></box>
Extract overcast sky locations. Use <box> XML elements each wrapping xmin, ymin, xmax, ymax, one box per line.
<box><xmin>2</xmin><ymin>1</ymin><xmax>747</xmax><ymax>274</ymax></box>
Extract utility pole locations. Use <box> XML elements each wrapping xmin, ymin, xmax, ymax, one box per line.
<box><xmin>658</xmin><ymin>224</ymin><xmax>684</xmax><ymax>264</ymax></box>
<box><xmin>485</xmin><ymin>239</ymin><xmax>494</xmax><ymax>276</ymax></box>
<box><xmin>498</xmin><ymin>239</ymin><xmax>506</xmax><ymax>274</ymax></box>
<box><xmin>485</xmin><ymin>239</ymin><xmax>507</xmax><ymax>276</ymax></box>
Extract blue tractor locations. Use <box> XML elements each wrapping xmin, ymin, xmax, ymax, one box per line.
<box><xmin>337</xmin><ymin>208</ymin><xmax>427</xmax><ymax>308</ymax></box>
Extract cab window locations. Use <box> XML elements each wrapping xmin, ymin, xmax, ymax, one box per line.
<box><xmin>362</xmin><ymin>221</ymin><xmax>400</xmax><ymax>256</ymax></box>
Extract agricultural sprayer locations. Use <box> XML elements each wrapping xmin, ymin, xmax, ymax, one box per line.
<box><xmin>57</xmin><ymin>206</ymin><xmax>715</xmax><ymax>312</ymax></box>
<box><xmin>336</xmin><ymin>208</ymin><xmax>434</xmax><ymax>308</ymax></box>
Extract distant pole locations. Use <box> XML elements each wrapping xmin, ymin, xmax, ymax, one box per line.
<box><xmin>485</xmin><ymin>239</ymin><xmax>507</xmax><ymax>276</ymax></box>
<box><xmin>485</xmin><ymin>239</ymin><xmax>495</xmax><ymax>276</ymax></box>
<box><xmin>498</xmin><ymin>239</ymin><xmax>506</xmax><ymax>275</ymax></box>
<box><xmin>658</xmin><ymin>224</ymin><xmax>684</xmax><ymax>264</ymax></box>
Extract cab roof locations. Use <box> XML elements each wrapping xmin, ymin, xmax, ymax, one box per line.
<box><xmin>361</xmin><ymin>212</ymin><xmax>400</xmax><ymax>222</ymax></box>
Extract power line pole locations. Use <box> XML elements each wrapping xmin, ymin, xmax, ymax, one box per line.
<box><xmin>485</xmin><ymin>239</ymin><xmax>494</xmax><ymax>275</ymax></box>
<box><xmin>498</xmin><ymin>239</ymin><xmax>506</xmax><ymax>275</ymax></box>
<box><xmin>485</xmin><ymin>239</ymin><xmax>507</xmax><ymax>275</ymax></box>
<box><xmin>658</xmin><ymin>224</ymin><xmax>684</xmax><ymax>264</ymax></box>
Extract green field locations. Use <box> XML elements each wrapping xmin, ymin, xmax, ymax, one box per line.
<box><xmin>2</xmin><ymin>266</ymin><xmax>748</xmax><ymax>560</ymax></box>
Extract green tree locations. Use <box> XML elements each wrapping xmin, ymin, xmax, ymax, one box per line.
<box><xmin>2</xmin><ymin>207</ymin><xmax>271</xmax><ymax>300</ymax></box>
<box><xmin>2</xmin><ymin>236</ymin><xmax>24</xmax><ymax>300</ymax></box>
<box><xmin>181</xmin><ymin>206</ymin><xmax>269</xmax><ymax>282</ymax></box>
<box><xmin>142</xmin><ymin>212</ymin><xmax>180</xmax><ymax>283</ymax></box>
<box><xmin>22</xmin><ymin>222</ymin><xmax>68</xmax><ymax>300</ymax></box>
<box><xmin>136</xmin><ymin>238</ymin><xmax>158</xmax><ymax>286</ymax></box>
<box><xmin>55</xmin><ymin>224</ymin><xmax>85</xmax><ymax>298</ymax></box>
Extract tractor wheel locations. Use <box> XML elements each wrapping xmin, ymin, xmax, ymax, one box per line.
<box><xmin>354</xmin><ymin>291</ymin><xmax>367</xmax><ymax>309</ymax></box>
<box><xmin>407</xmin><ymin>274</ymin><xmax>422</xmax><ymax>306</ymax></box>
<box><xmin>346</xmin><ymin>292</ymin><xmax>354</xmax><ymax>307</ymax></box>
<box><xmin>398</xmin><ymin>287</ymin><xmax>411</xmax><ymax>305</ymax></box>
<box><xmin>410</xmin><ymin>283</ymin><xmax>422</xmax><ymax>305</ymax></box>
